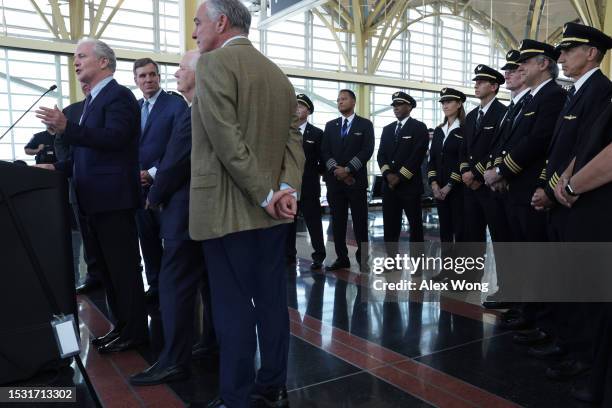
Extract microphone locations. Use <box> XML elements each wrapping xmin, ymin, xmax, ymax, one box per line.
<box><xmin>0</xmin><ymin>84</ymin><xmax>57</xmax><ymax>142</ymax></box>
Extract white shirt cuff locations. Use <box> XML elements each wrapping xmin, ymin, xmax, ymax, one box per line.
<box><xmin>260</xmin><ymin>184</ymin><xmax>297</xmax><ymax>207</ymax></box>
<box><xmin>148</xmin><ymin>167</ymin><xmax>157</xmax><ymax>179</ymax></box>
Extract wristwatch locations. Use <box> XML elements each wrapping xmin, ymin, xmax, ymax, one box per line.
<box><xmin>564</xmin><ymin>183</ymin><xmax>579</xmax><ymax>196</ymax></box>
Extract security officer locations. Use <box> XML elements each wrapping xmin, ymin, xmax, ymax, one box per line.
<box><xmin>321</xmin><ymin>89</ymin><xmax>375</xmax><ymax>271</ymax></box>
<box><xmin>286</xmin><ymin>94</ymin><xmax>326</xmax><ymax>269</ymax></box>
<box><xmin>428</xmin><ymin>88</ymin><xmax>466</xmax><ymax>281</ymax></box>
<box><xmin>377</xmin><ymin>91</ymin><xmax>428</xmax><ymax>262</ymax></box>
<box><xmin>459</xmin><ymin>65</ymin><xmax>507</xmax><ymax>283</ymax></box>
<box><xmin>529</xmin><ymin>23</ymin><xmax>612</xmax><ymax>382</ymax></box>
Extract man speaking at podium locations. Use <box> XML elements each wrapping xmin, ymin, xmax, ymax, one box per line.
<box><xmin>35</xmin><ymin>39</ymin><xmax>147</xmax><ymax>354</ymax></box>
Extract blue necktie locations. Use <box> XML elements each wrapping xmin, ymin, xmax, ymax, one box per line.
<box><xmin>394</xmin><ymin>121</ymin><xmax>401</xmax><ymax>143</ymax></box>
<box><xmin>79</xmin><ymin>94</ymin><xmax>91</xmax><ymax>125</ymax></box>
<box><xmin>141</xmin><ymin>100</ymin><xmax>150</xmax><ymax>133</ymax></box>
<box><xmin>341</xmin><ymin>118</ymin><xmax>349</xmax><ymax>138</ymax></box>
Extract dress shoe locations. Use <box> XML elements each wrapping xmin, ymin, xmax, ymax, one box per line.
<box><xmin>207</xmin><ymin>396</ymin><xmax>227</xmax><ymax>407</ymax></box>
<box><xmin>97</xmin><ymin>337</ymin><xmax>146</xmax><ymax>354</ymax></box>
<box><xmin>192</xmin><ymin>343</ymin><xmax>219</xmax><ymax>360</ymax></box>
<box><xmin>527</xmin><ymin>344</ymin><xmax>566</xmax><ymax>359</ymax></box>
<box><xmin>310</xmin><ymin>261</ymin><xmax>323</xmax><ymax>270</ymax></box>
<box><xmin>76</xmin><ymin>279</ymin><xmax>101</xmax><ymax>295</ymax></box>
<box><xmin>251</xmin><ymin>386</ymin><xmax>289</xmax><ymax>407</ymax></box>
<box><xmin>512</xmin><ymin>329</ymin><xmax>550</xmax><ymax>345</ymax></box>
<box><xmin>499</xmin><ymin>316</ymin><xmax>533</xmax><ymax>331</ymax></box>
<box><xmin>546</xmin><ymin>359</ymin><xmax>590</xmax><ymax>381</ymax></box>
<box><xmin>326</xmin><ymin>259</ymin><xmax>350</xmax><ymax>271</ymax></box>
<box><xmin>91</xmin><ymin>329</ymin><xmax>120</xmax><ymax>348</ymax></box>
<box><xmin>130</xmin><ymin>363</ymin><xmax>189</xmax><ymax>386</ymax></box>
<box><xmin>571</xmin><ymin>385</ymin><xmax>600</xmax><ymax>403</ymax></box>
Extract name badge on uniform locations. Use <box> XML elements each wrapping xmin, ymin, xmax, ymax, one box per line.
<box><xmin>305</xmin><ymin>140</ymin><xmax>315</xmax><ymax>143</ymax></box>
<box><xmin>354</xmin><ymin>132</ymin><xmax>362</xmax><ymax>135</ymax></box>
<box><xmin>402</xmin><ymin>136</ymin><xmax>412</xmax><ymax>139</ymax></box>
<box><xmin>454</xmin><ymin>134</ymin><xmax>463</xmax><ymax>139</ymax></box>
<box><xmin>564</xmin><ymin>115</ymin><xmax>577</xmax><ymax>120</ymax></box>
<box><xmin>524</xmin><ymin>112</ymin><xmax>535</xmax><ymax>116</ymax></box>
<box><xmin>484</xmin><ymin>126</ymin><xmax>494</xmax><ymax>130</ymax></box>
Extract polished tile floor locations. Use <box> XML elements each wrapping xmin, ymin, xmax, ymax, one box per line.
<box><xmin>9</xmin><ymin>209</ymin><xmax>596</xmax><ymax>407</ymax></box>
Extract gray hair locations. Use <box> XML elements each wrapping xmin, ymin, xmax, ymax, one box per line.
<box><xmin>185</xmin><ymin>49</ymin><xmax>200</xmax><ymax>71</ymax></box>
<box><xmin>535</xmin><ymin>55</ymin><xmax>559</xmax><ymax>79</ymax></box>
<box><xmin>205</xmin><ymin>0</ymin><xmax>251</xmax><ymax>33</ymax></box>
<box><xmin>77</xmin><ymin>38</ymin><xmax>117</xmax><ymax>73</ymax></box>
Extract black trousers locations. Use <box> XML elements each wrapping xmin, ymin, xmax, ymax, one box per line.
<box><xmin>286</xmin><ymin>195</ymin><xmax>326</xmax><ymax>263</ymax></box>
<box><xmin>158</xmin><ymin>239</ymin><xmax>215</xmax><ymax>369</ymax></box>
<box><xmin>74</xmin><ymin>205</ymin><xmax>101</xmax><ymax>285</ymax></box>
<box><xmin>202</xmin><ymin>224</ymin><xmax>290</xmax><ymax>408</ymax></box>
<box><xmin>382</xmin><ymin>188</ymin><xmax>423</xmax><ymax>243</ymax></box>
<box><xmin>135</xmin><ymin>207</ymin><xmax>163</xmax><ymax>292</ymax></box>
<box><xmin>464</xmin><ymin>186</ymin><xmax>512</xmax><ymax>283</ymax></box>
<box><xmin>85</xmin><ymin>209</ymin><xmax>147</xmax><ymax>341</ymax></box>
<box><xmin>327</xmin><ymin>187</ymin><xmax>369</xmax><ymax>263</ymax></box>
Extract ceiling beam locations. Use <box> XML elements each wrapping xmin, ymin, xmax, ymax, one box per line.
<box><xmin>257</xmin><ymin>0</ymin><xmax>329</xmax><ymax>30</ymax></box>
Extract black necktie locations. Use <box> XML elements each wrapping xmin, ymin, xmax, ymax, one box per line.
<box><xmin>341</xmin><ymin>118</ymin><xmax>349</xmax><ymax>138</ymax></box>
<box><xmin>394</xmin><ymin>121</ymin><xmax>402</xmax><ymax>143</ymax></box>
<box><xmin>79</xmin><ymin>94</ymin><xmax>92</xmax><ymax>125</ymax></box>
<box><xmin>475</xmin><ymin>109</ymin><xmax>484</xmax><ymax>131</ymax></box>
<box><xmin>563</xmin><ymin>85</ymin><xmax>576</xmax><ymax>111</ymax></box>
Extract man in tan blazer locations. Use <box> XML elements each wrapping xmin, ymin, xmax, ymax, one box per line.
<box><xmin>191</xmin><ymin>1</ymin><xmax>304</xmax><ymax>407</ymax></box>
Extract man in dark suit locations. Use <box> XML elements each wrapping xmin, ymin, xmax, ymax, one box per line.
<box><xmin>377</xmin><ymin>91</ymin><xmax>428</xmax><ymax>264</ymax></box>
<box><xmin>459</xmin><ymin>65</ymin><xmax>507</xmax><ymax>282</ymax></box>
<box><xmin>528</xmin><ymin>23</ymin><xmax>612</xmax><ymax>381</ymax></box>
<box><xmin>286</xmin><ymin>94</ymin><xmax>326</xmax><ymax>269</ymax></box>
<box><xmin>36</xmin><ymin>39</ymin><xmax>147</xmax><ymax>353</ymax></box>
<box><xmin>133</xmin><ymin>58</ymin><xmax>188</xmax><ymax>299</ymax></box>
<box><xmin>322</xmin><ymin>89</ymin><xmax>374</xmax><ymax>271</ymax></box>
<box><xmin>54</xmin><ymin>83</ymin><xmax>103</xmax><ymax>292</ymax></box>
<box><xmin>130</xmin><ymin>50</ymin><xmax>217</xmax><ymax>386</ymax></box>
<box><xmin>484</xmin><ymin>40</ymin><xmax>566</xmax><ymax>337</ymax></box>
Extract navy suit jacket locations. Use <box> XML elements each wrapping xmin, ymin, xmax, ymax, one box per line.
<box><xmin>139</xmin><ymin>90</ymin><xmax>188</xmax><ymax>170</ymax></box>
<box><xmin>55</xmin><ymin>79</ymin><xmax>141</xmax><ymax>215</ymax></box>
<box><xmin>147</xmin><ymin>107</ymin><xmax>191</xmax><ymax>240</ymax></box>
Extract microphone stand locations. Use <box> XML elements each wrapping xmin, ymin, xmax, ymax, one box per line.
<box><xmin>0</xmin><ymin>85</ymin><xmax>57</xmax><ymax>143</ymax></box>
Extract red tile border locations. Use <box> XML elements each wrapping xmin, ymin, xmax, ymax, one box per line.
<box><xmin>289</xmin><ymin>306</ymin><xmax>522</xmax><ymax>408</ymax></box>
<box><xmin>77</xmin><ymin>296</ymin><xmax>185</xmax><ymax>408</ymax></box>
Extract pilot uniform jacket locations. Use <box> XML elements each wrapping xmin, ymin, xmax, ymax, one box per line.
<box><xmin>494</xmin><ymin>80</ymin><xmax>566</xmax><ymax>205</ymax></box>
<box><xmin>566</xmin><ymin>100</ymin><xmax>612</xmax><ymax>242</ymax></box>
<box><xmin>300</xmin><ymin>122</ymin><xmax>324</xmax><ymax>198</ymax></box>
<box><xmin>55</xmin><ymin>79</ymin><xmax>141</xmax><ymax>215</ymax></box>
<box><xmin>542</xmin><ymin>70</ymin><xmax>612</xmax><ymax>201</ymax></box>
<box><xmin>321</xmin><ymin>115</ymin><xmax>375</xmax><ymax>191</ymax></box>
<box><xmin>148</xmin><ymin>107</ymin><xmax>192</xmax><ymax>241</ymax></box>
<box><xmin>189</xmin><ymin>38</ymin><xmax>305</xmax><ymax>241</ymax></box>
<box><xmin>427</xmin><ymin>124</ymin><xmax>463</xmax><ymax>188</ymax></box>
<box><xmin>377</xmin><ymin>116</ymin><xmax>429</xmax><ymax>195</ymax></box>
<box><xmin>460</xmin><ymin>99</ymin><xmax>507</xmax><ymax>183</ymax></box>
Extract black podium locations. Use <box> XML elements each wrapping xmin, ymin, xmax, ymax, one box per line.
<box><xmin>0</xmin><ymin>160</ymin><xmax>77</xmax><ymax>384</ymax></box>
